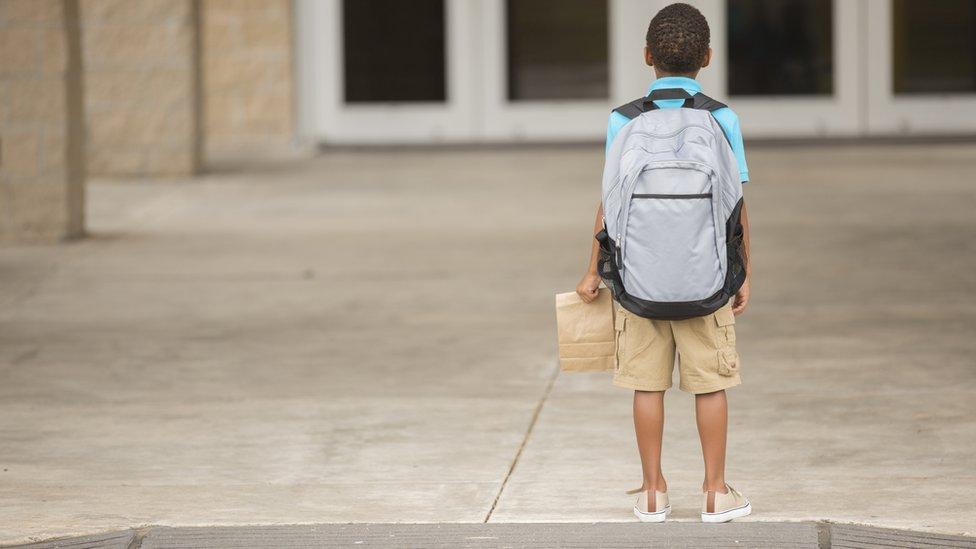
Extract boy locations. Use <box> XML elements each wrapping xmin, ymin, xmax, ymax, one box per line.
<box><xmin>576</xmin><ymin>3</ymin><xmax>752</xmax><ymax>523</ymax></box>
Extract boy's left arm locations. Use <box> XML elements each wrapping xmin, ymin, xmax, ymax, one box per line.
<box><xmin>715</xmin><ymin>108</ymin><xmax>751</xmax><ymax>316</ymax></box>
<box><xmin>732</xmin><ymin>199</ymin><xmax>751</xmax><ymax>316</ymax></box>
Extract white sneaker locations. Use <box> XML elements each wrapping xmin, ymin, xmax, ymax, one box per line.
<box><xmin>701</xmin><ymin>483</ymin><xmax>752</xmax><ymax>523</ymax></box>
<box><xmin>632</xmin><ymin>488</ymin><xmax>671</xmax><ymax>523</ymax></box>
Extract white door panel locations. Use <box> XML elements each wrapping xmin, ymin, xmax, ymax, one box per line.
<box><xmin>864</xmin><ymin>0</ymin><xmax>976</xmax><ymax>135</ymax></box>
<box><xmin>295</xmin><ymin>0</ymin><xmax>478</xmax><ymax>144</ymax></box>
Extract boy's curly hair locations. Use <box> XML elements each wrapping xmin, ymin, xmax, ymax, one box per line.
<box><xmin>646</xmin><ymin>3</ymin><xmax>710</xmax><ymax>74</ymax></box>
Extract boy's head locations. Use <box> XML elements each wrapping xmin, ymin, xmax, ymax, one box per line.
<box><xmin>645</xmin><ymin>3</ymin><xmax>711</xmax><ymax>77</ymax></box>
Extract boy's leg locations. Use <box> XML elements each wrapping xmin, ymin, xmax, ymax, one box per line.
<box><xmin>633</xmin><ymin>389</ymin><xmax>667</xmax><ymax>497</ymax></box>
<box><xmin>696</xmin><ymin>389</ymin><xmax>728</xmax><ymax>511</ymax></box>
<box><xmin>669</xmin><ymin>303</ymin><xmax>741</xmax><ymax>511</ymax></box>
<box><xmin>612</xmin><ymin>306</ymin><xmax>676</xmax><ymax>512</ymax></box>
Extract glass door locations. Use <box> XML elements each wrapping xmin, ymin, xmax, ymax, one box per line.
<box><xmin>296</xmin><ymin>0</ymin><xmax>613</xmax><ymax>144</ymax></box>
<box><xmin>864</xmin><ymin>0</ymin><xmax>976</xmax><ymax>135</ymax></box>
<box><xmin>476</xmin><ymin>0</ymin><xmax>614</xmax><ymax>140</ymax></box>
<box><xmin>294</xmin><ymin>0</ymin><xmax>479</xmax><ymax>144</ymax></box>
<box><xmin>713</xmin><ymin>0</ymin><xmax>861</xmax><ymax>137</ymax></box>
<box><xmin>603</xmin><ymin>0</ymin><xmax>862</xmax><ymax>139</ymax></box>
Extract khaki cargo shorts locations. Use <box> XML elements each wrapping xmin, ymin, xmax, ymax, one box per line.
<box><xmin>612</xmin><ymin>301</ymin><xmax>741</xmax><ymax>394</ymax></box>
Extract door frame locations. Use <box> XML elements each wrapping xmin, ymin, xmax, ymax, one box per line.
<box><xmin>475</xmin><ymin>0</ymin><xmax>615</xmax><ymax>141</ymax></box>
<box><xmin>863</xmin><ymin>0</ymin><xmax>976</xmax><ymax>135</ymax></box>
<box><xmin>293</xmin><ymin>0</ymin><xmax>479</xmax><ymax>144</ymax></box>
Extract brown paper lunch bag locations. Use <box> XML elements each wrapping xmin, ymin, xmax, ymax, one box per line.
<box><xmin>555</xmin><ymin>288</ymin><xmax>616</xmax><ymax>372</ymax></box>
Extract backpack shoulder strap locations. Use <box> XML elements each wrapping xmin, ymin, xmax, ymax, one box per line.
<box><xmin>611</xmin><ymin>97</ymin><xmax>648</xmax><ymax>120</ymax></box>
<box><xmin>613</xmin><ymin>90</ymin><xmax>727</xmax><ymax>119</ymax></box>
<box><xmin>612</xmin><ymin>90</ymin><xmax>728</xmax><ymax>122</ymax></box>
<box><xmin>690</xmin><ymin>92</ymin><xmax>728</xmax><ymax>112</ymax></box>
<box><xmin>691</xmin><ymin>92</ymin><xmax>734</xmax><ymax>147</ymax></box>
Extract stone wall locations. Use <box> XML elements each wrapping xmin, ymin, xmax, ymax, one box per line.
<box><xmin>201</xmin><ymin>0</ymin><xmax>294</xmax><ymax>163</ymax></box>
<box><xmin>0</xmin><ymin>0</ymin><xmax>85</xmax><ymax>243</ymax></box>
<box><xmin>80</xmin><ymin>0</ymin><xmax>200</xmax><ymax>177</ymax></box>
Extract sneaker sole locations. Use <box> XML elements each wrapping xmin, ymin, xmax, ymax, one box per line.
<box><xmin>634</xmin><ymin>505</ymin><xmax>671</xmax><ymax>523</ymax></box>
<box><xmin>701</xmin><ymin>502</ymin><xmax>752</xmax><ymax>523</ymax></box>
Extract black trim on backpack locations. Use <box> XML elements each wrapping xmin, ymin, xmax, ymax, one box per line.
<box><xmin>612</xmin><ymin>88</ymin><xmax>729</xmax><ymax>121</ymax></box>
<box><xmin>596</xmin><ymin>197</ymin><xmax>746</xmax><ymax>321</ymax></box>
<box><xmin>647</xmin><ymin>88</ymin><xmax>693</xmax><ymax>101</ymax></box>
<box><xmin>612</xmin><ymin>100</ymin><xmax>646</xmax><ymax>120</ymax></box>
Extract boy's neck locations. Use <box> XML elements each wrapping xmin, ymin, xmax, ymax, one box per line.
<box><xmin>653</xmin><ymin>70</ymin><xmax>700</xmax><ymax>80</ymax></box>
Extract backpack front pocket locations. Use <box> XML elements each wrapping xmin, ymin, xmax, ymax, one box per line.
<box><xmin>620</xmin><ymin>166</ymin><xmax>724</xmax><ymax>302</ymax></box>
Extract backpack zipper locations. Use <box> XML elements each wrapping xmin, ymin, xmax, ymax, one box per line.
<box><xmin>632</xmin><ymin>193</ymin><xmax>712</xmax><ymax>199</ymax></box>
<box><xmin>615</xmin><ymin>233</ymin><xmax>622</xmax><ymax>267</ymax></box>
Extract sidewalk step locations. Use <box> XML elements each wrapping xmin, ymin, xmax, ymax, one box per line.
<box><xmin>9</xmin><ymin>522</ymin><xmax>974</xmax><ymax>549</ymax></box>
<box><xmin>144</xmin><ymin>522</ymin><xmax>815</xmax><ymax>548</ymax></box>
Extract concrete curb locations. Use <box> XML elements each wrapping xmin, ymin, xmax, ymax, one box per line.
<box><xmin>4</xmin><ymin>522</ymin><xmax>974</xmax><ymax>548</ymax></box>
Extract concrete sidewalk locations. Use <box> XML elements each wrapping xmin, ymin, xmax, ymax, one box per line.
<box><xmin>1</xmin><ymin>145</ymin><xmax>975</xmax><ymax>545</ymax></box>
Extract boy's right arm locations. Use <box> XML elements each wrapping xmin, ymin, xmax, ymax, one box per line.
<box><xmin>576</xmin><ymin>202</ymin><xmax>604</xmax><ymax>303</ymax></box>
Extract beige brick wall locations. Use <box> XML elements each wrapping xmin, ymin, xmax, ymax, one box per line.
<box><xmin>80</xmin><ymin>0</ymin><xmax>200</xmax><ymax>176</ymax></box>
<box><xmin>202</xmin><ymin>0</ymin><xmax>294</xmax><ymax>162</ymax></box>
<box><xmin>0</xmin><ymin>0</ymin><xmax>85</xmax><ymax>243</ymax></box>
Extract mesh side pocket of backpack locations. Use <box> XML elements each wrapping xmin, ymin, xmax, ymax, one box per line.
<box><xmin>723</xmin><ymin>198</ymin><xmax>747</xmax><ymax>295</ymax></box>
<box><xmin>595</xmin><ymin>228</ymin><xmax>624</xmax><ymax>300</ymax></box>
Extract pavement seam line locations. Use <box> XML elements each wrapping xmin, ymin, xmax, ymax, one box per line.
<box><xmin>126</xmin><ymin>526</ymin><xmax>152</xmax><ymax>549</ymax></box>
<box><xmin>483</xmin><ymin>361</ymin><xmax>560</xmax><ymax>523</ymax></box>
<box><xmin>817</xmin><ymin>521</ymin><xmax>832</xmax><ymax>549</ymax></box>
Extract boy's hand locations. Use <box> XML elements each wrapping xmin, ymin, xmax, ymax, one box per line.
<box><xmin>732</xmin><ymin>278</ymin><xmax>750</xmax><ymax>316</ymax></box>
<box><xmin>576</xmin><ymin>272</ymin><xmax>601</xmax><ymax>303</ymax></box>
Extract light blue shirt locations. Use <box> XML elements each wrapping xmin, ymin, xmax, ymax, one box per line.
<box><xmin>605</xmin><ymin>76</ymin><xmax>749</xmax><ymax>183</ymax></box>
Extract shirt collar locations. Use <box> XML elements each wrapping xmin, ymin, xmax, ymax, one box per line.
<box><xmin>647</xmin><ymin>76</ymin><xmax>701</xmax><ymax>96</ymax></box>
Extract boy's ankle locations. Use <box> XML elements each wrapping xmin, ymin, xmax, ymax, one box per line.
<box><xmin>702</xmin><ymin>481</ymin><xmax>727</xmax><ymax>493</ymax></box>
<box><xmin>643</xmin><ymin>479</ymin><xmax>668</xmax><ymax>492</ymax></box>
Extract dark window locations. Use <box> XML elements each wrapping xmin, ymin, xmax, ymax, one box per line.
<box><xmin>727</xmin><ymin>0</ymin><xmax>833</xmax><ymax>96</ymax></box>
<box><xmin>342</xmin><ymin>0</ymin><xmax>446</xmax><ymax>103</ymax></box>
<box><xmin>506</xmin><ymin>0</ymin><xmax>609</xmax><ymax>101</ymax></box>
<box><xmin>893</xmin><ymin>0</ymin><xmax>976</xmax><ymax>94</ymax></box>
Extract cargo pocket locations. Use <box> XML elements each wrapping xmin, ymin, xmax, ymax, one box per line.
<box><xmin>614</xmin><ymin>312</ymin><xmax>626</xmax><ymax>372</ymax></box>
<box><xmin>714</xmin><ymin>307</ymin><xmax>736</xmax><ymax>348</ymax></box>
<box><xmin>717</xmin><ymin>349</ymin><xmax>739</xmax><ymax>377</ymax></box>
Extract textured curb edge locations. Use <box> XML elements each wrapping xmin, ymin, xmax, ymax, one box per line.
<box><xmin>3</xmin><ymin>521</ymin><xmax>974</xmax><ymax>549</ymax></box>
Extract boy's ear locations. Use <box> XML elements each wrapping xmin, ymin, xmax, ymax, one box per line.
<box><xmin>644</xmin><ymin>46</ymin><xmax>654</xmax><ymax>68</ymax></box>
<box><xmin>701</xmin><ymin>47</ymin><xmax>712</xmax><ymax>68</ymax></box>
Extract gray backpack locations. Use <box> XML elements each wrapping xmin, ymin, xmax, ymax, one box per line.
<box><xmin>597</xmin><ymin>88</ymin><xmax>746</xmax><ymax>320</ymax></box>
